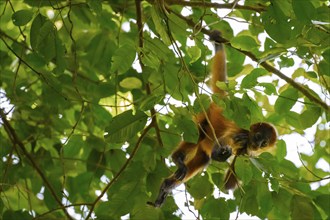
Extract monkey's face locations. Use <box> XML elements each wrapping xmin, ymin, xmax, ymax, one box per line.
<box><xmin>248</xmin><ymin>123</ymin><xmax>277</xmax><ymax>151</ymax></box>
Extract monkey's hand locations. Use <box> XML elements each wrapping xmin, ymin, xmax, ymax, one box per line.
<box><xmin>211</xmin><ymin>144</ymin><xmax>232</xmax><ymax>162</ymax></box>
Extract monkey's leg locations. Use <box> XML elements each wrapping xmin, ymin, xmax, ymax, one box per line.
<box><xmin>171</xmin><ymin>142</ymin><xmax>197</xmax><ymax>180</ymax></box>
<box><xmin>183</xmin><ymin>148</ymin><xmax>211</xmax><ymax>181</ymax></box>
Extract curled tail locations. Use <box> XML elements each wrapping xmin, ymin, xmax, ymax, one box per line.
<box><xmin>209</xmin><ymin>30</ymin><xmax>227</xmax><ymax>96</ymax></box>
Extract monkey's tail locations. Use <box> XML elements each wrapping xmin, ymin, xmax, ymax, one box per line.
<box><xmin>209</xmin><ymin>30</ymin><xmax>227</xmax><ymax>96</ymax></box>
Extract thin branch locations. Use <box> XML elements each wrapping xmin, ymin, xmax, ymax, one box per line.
<box><xmin>168</xmin><ymin>9</ymin><xmax>330</xmax><ymax>112</ymax></box>
<box><xmin>84</xmin><ymin>124</ymin><xmax>153</xmax><ymax>219</ymax></box>
<box><xmin>297</xmin><ymin>146</ymin><xmax>324</xmax><ymax>180</ymax></box>
<box><xmin>0</xmin><ymin>109</ymin><xmax>73</xmax><ymax>219</ymax></box>
<box><xmin>135</xmin><ymin>0</ymin><xmax>164</xmax><ymax>147</ymax></box>
<box><xmin>34</xmin><ymin>203</ymin><xmax>93</xmax><ymax>219</ymax></box>
<box><xmin>166</xmin><ymin>0</ymin><xmax>266</xmax><ymax>13</ymax></box>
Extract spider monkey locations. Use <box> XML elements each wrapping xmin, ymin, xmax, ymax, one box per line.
<box><xmin>148</xmin><ymin>30</ymin><xmax>277</xmax><ymax>207</ymax></box>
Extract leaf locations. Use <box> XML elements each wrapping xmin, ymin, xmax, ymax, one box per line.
<box><xmin>262</xmin><ymin>4</ymin><xmax>291</xmax><ymax>43</ymax></box>
<box><xmin>201</xmin><ymin>198</ymin><xmax>230</xmax><ymax>219</ymax></box>
<box><xmin>276</xmin><ymin>139</ymin><xmax>287</xmax><ymax>162</ymax></box>
<box><xmin>119</xmin><ymin>77</ymin><xmax>142</xmax><ymax>89</ymax></box>
<box><xmin>291</xmin><ymin>195</ymin><xmax>314</xmax><ymax>220</ymax></box>
<box><xmin>173</xmin><ymin>115</ymin><xmax>199</xmax><ymax>143</ymax></box>
<box><xmin>231</xmin><ymin>35</ymin><xmax>258</xmax><ymax>51</ymax></box>
<box><xmin>151</xmin><ymin>7</ymin><xmax>171</xmax><ymax>45</ymax></box>
<box><xmin>193</xmin><ymin>94</ymin><xmax>211</xmax><ymax>113</ymax></box>
<box><xmin>257</xmin><ymin>183</ymin><xmax>273</xmax><ymax>216</ymax></box>
<box><xmin>12</xmin><ymin>10</ymin><xmax>34</xmax><ymax>26</ymax></box>
<box><xmin>292</xmin><ymin>0</ymin><xmax>316</xmax><ymax>23</ymax></box>
<box><xmin>188</xmin><ymin>174</ymin><xmax>213</xmax><ymax>200</ymax></box>
<box><xmin>235</xmin><ymin>157</ymin><xmax>253</xmax><ymax>185</ymax></box>
<box><xmin>300</xmin><ymin>106</ymin><xmax>321</xmax><ymax>128</ymax></box>
<box><xmin>111</xmin><ymin>44</ymin><xmax>136</xmax><ymax>74</ymax></box>
<box><xmin>274</xmin><ymin>88</ymin><xmax>299</xmax><ymax>114</ymax></box>
<box><xmin>241</xmin><ymin>68</ymin><xmax>267</xmax><ymax>89</ymax></box>
<box><xmin>259</xmin><ymin>83</ymin><xmax>277</xmax><ymax>95</ymax></box>
<box><xmin>187</xmin><ymin>45</ymin><xmax>201</xmax><ymax>64</ymax></box>
<box><xmin>105</xmin><ymin>110</ymin><xmax>148</xmax><ymax>143</ymax></box>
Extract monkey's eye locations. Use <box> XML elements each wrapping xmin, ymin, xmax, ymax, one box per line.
<box><xmin>260</xmin><ymin>140</ymin><xmax>268</xmax><ymax>148</ymax></box>
<box><xmin>254</xmin><ymin>132</ymin><xmax>262</xmax><ymax>141</ymax></box>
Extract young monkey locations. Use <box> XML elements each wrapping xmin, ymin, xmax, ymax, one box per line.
<box><xmin>149</xmin><ymin>30</ymin><xmax>277</xmax><ymax>207</ymax></box>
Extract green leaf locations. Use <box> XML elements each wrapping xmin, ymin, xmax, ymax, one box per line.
<box><xmin>119</xmin><ymin>77</ymin><xmax>142</xmax><ymax>89</ymax></box>
<box><xmin>291</xmin><ymin>196</ymin><xmax>314</xmax><ymax>220</ymax></box>
<box><xmin>12</xmin><ymin>10</ymin><xmax>34</xmax><ymax>26</ymax></box>
<box><xmin>262</xmin><ymin>4</ymin><xmax>291</xmax><ymax>43</ymax></box>
<box><xmin>241</xmin><ymin>68</ymin><xmax>267</xmax><ymax>89</ymax></box>
<box><xmin>257</xmin><ymin>183</ymin><xmax>273</xmax><ymax>216</ymax></box>
<box><xmin>292</xmin><ymin>0</ymin><xmax>316</xmax><ymax>23</ymax></box>
<box><xmin>105</xmin><ymin>110</ymin><xmax>148</xmax><ymax>143</ymax></box>
<box><xmin>300</xmin><ymin>106</ymin><xmax>321</xmax><ymax>128</ymax></box>
<box><xmin>188</xmin><ymin>174</ymin><xmax>213</xmax><ymax>200</ymax></box>
<box><xmin>111</xmin><ymin>44</ymin><xmax>136</xmax><ymax>74</ymax></box>
<box><xmin>193</xmin><ymin>94</ymin><xmax>211</xmax><ymax>113</ymax></box>
<box><xmin>274</xmin><ymin>88</ymin><xmax>299</xmax><ymax>114</ymax></box>
<box><xmin>201</xmin><ymin>198</ymin><xmax>230</xmax><ymax>219</ymax></box>
<box><xmin>315</xmin><ymin>194</ymin><xmax>330</xmax><ymax>214</ymax></box>
<box><xmin>235</xmin><ymin>157</ymin><xmax>253</xmax><ymax>185</ymax></box>
<box><xmin>231</xmin><ymin>35</ymin><xmax>258</xmax><ymax>51</ymax></box>
<box><xmin>151</xmin><ymin>7</ymin><xmax>171</xmax><ymax>45</ymax></box>
<box><xmin>276</xmin><ymin>139</ymin><xmax>287</xmax><ymax>162</ymax></box>
<box><xmin>187</xmin><ymin>45</ymin><xmax>201</xmax><ymax>64</ymax></box>
<box><xmin>259</xmin><ymin>83</ymin><xmax>277</xmax><ymax>95</ymax></box>
<box><xmin>173</xmin><ymin>115</ymin><xmax>199</xmax><ymax>143</ymax></box>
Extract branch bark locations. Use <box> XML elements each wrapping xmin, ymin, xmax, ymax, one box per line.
<box><xmin>0</xmin><ymin>109</ymin><xmax>73</xmax><ymax>219</ymax></box>
<box><xmin>166</xmin><ymin>0</ymin><xmax>266</xmax><ymax>12</ymax></box>
<box><xmin>168</xmin><ymin>9</ymin><xmax>330</xmax><ymax>112</ymax></box>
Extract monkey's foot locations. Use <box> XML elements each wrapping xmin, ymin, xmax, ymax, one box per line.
<box><xmin>211</xmin><ymin>145</ymin><xmax>232</xmax><ymax>162</ymax></box>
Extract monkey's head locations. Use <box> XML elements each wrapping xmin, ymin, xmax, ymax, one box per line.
<box><xmin>248</xmin><ymin>123</ymin><xmax>277</xmax><ymax>151</ymax></box>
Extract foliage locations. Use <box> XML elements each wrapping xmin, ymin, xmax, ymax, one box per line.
<box><xmin>0</xmin><ymin>0</ymin><xmax>329</xmax><ymax>219</ymax></box>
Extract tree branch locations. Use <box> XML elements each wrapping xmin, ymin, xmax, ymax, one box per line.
<box><xmin>168</xmin><ymin>9</ymin><xmax>330</xmax><ymax>112</ymax></box>
<box><xmin>0</xmin><ymin>109</ymin><xmax>73</xmax><ymax>219</ymax></box>
<box><xmin>166</xmin><ymin>0</ymin><xmax>266</xmax><ymax>13</ymax></box>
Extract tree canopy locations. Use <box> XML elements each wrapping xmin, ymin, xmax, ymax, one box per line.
<box><xmin>0</xmin><ymin>0</ymin><xmax>329</xmax><ymax>219</ymax></box>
